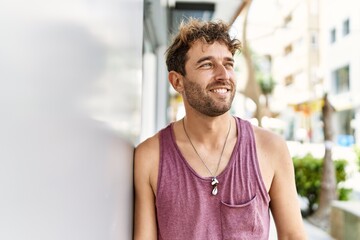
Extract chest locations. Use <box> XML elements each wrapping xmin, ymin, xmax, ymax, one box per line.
<box><xmin>178</xmin><ymin>136</ymin><xmax>237</xmax><ymax>179</ymax></box>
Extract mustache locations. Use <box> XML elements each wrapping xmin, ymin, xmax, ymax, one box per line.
<box><xmin>207</xmin><ymin>81</ymin><xmax>233</xmax><ymax>89</ymax></box>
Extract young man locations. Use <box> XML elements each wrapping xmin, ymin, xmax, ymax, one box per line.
<box><xmin>134</xmin><ymin>19</ymin><xmax>306</xmax><ymax>239</ymax></box>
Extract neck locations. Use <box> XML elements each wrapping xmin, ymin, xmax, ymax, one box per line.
<box><xmin>182</xmin><ymin>113</ymin><xmax>233</xmax><ymax>144</ymax></box>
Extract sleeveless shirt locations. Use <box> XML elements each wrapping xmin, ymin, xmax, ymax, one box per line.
<box><xmin>156</xmin><ymin>117</ymin><xmax>270</xmax><ymax>240</ymax></box>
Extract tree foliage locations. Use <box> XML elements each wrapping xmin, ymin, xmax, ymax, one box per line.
<box><xmin>257</xmin><ymin>75</ymin><xmax>275</xmax><ymax>96</ymax></box>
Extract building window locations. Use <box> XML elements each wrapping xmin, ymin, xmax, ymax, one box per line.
<box><xmin>311</xmin><ymin>32</ymin><xmax>318</xmax><ymax>48</ymax></box>
<box><xmin>330</xmin><ymin>28</ymin><xmax>336</xmax><ymax>43</ymax></box>
<box><xmin>343</xmin><ymin>19</ymin><xmax>350</xmax><ymax>36</ymax></box>
<box><xmin>332</xmin><ymin>65</ymin><xmax>350</xmax><ymax>94</ymax></box>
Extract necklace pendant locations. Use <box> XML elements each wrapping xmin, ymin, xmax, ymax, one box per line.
<box><xmin>212</xmin><ymin>185</ymin><xmax>218</xmax><ymax>195</ymax></box>
<box><xmin>211</xmin><ymin>177</ymin><xmax>219</xmax><ymax>196</ymax></box>
<box><xmin>211</xmin><ymin>177</ymin><xmax>219</xmax><ymax>186</ymax></box>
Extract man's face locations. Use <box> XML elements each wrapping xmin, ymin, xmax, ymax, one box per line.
<box><xmin>182</xmin><ymin>41</ymin><xmax>236</xmax><ymax>117</ymax></box>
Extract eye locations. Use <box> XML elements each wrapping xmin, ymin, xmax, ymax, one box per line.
<box><xmin>224</xmin><ymin>62</ymin><xmax>234</xmax><ymax>69</ymax></box>
<box><xmin>199</xmin><ymin>62</ymin><xmax>213</xmax><ymax>69</ymax></box>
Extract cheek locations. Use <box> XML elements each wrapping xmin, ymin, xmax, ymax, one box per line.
<box><xmin>184</xmin><ymin>80</ymin><xmax>202</xmax><ymax>93</ymax></box>
<box><xmin>229</xmin><ymin>72</ymin><xmax>237</xmax><ymax>83</ymax></box>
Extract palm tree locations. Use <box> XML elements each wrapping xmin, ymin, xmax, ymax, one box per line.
<box><xmin>309</xmin><ymin>93</ymin><xmax>337</xmax><ymax>230</ymax></box>
<box><xmin>257</xmin><ymin>74</ymin><xmax>275</xmax><ymax>110</ymax></box>
<box><xmin>240</xmin><ymin>0</ymin><xmax>264</xmax><ymax>125</ymax></box>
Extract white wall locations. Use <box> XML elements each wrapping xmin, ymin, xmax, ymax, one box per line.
<box><xmin>0</xmin><ymin>0</ymin><xmax>142</xmax><ymax>239</ymax></box>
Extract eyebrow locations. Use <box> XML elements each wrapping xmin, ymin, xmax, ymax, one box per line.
<box><xmin>196</xmin><ymin>56</ymin><xmax>234</xmax><ymax>65</ymax></box>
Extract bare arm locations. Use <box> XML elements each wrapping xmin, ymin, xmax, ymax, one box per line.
<box><xmin>133</xmin><ymin>136</ymin><xmax>158</xmax><ymax>240</ymax></box>
<box><xmin>268</xmin><ymin>136</ymin><xmax>307</xmax><ymax>239</ymax></box>
<box><xmin>254</xmin><ymin>127</ymin><xmax>307</xmax><ymax>239</ymax></box>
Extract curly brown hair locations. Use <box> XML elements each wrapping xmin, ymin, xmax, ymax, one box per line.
<box><xmin>165</xmin><ymin>18</ymin><xmax>242</xmax><ymax>76</ymax></box>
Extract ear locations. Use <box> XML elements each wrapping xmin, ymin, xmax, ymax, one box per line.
<box><xmin>168</xmin><ymin>71</ymin><xmax>184</xmax><ymax>93</ymax></box>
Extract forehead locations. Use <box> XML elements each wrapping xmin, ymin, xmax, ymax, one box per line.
<box><xmin>186</xmin><ymin>41</ymin><xmax>232</xmax><ymax>62</ymax></box>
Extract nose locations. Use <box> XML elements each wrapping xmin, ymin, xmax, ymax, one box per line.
<box><xmin>214</xmin><ymin>63</ymin><xmax>230</xmax><ymax>81</ymax></box>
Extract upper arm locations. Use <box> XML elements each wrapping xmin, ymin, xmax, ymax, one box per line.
<box><xmin>133</xmin><ymin>137</ymin><xmax>159</xmax><ymax>240</ymax></box>
<box><xmin>268</xmin><ymin>136</ymin><xmax>307</xmax><ymax>239</ymax></box>
<box><xmin>254</xmin><ymin>127</ymin><xmax>306</xmax><ymax>239</ymax></box>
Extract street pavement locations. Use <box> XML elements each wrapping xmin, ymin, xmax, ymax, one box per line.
<box><xmin>269</xmin><ymin>215</ymin><xmax>333</xmax><ymax>239</ymax></box>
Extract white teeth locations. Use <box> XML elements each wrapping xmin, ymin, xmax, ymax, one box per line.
<box><xmin>212</xmin><ymin>89</ymin><xmax>227</xmax><ymax>93</ymax></box>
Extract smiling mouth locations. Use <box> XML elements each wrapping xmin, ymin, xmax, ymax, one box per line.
<box><xmin>210</xmin><ymin>88</ymin><xmax>230</xmax><ymax>94</ymax></box>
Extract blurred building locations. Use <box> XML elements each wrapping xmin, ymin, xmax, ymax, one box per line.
<box><xmin>262</xmin><ymin>0</ymin><xmax>324</xmax><ymax>143</ymax></box>
<box><xmin>320</xmin><ymin>0</ymin><xmax>360</xmax><ymax>146</ymax></box>
<box><xmin>244</xmin><ymin>0</ymin><xmax>360</xmax><ymax>146</ymax></box>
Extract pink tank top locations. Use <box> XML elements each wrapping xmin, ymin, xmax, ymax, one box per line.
<box><xmin>157</xmin><ymin>117</ymin><xmax>270</xmax><ymax>240</ymax></box>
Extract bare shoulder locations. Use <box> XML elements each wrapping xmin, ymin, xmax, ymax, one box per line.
<box><xmin>251</xmin><ymin>125</ymin><xmax>292</xmax><ymax>191</ymax></box>
<box><xmin>135</xmin><ymin>133</ymin><xmax>160</xmax><ymax>163</ymax></box>
<box><xmin>252</xmin><ymin>125</ymin><xmax>290</xmax><ymax>162</ymax></box>
<box><xmin>134</xmin><ymin>132</ymin><xmax>160</xmax><ymax>193</ymax></box>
